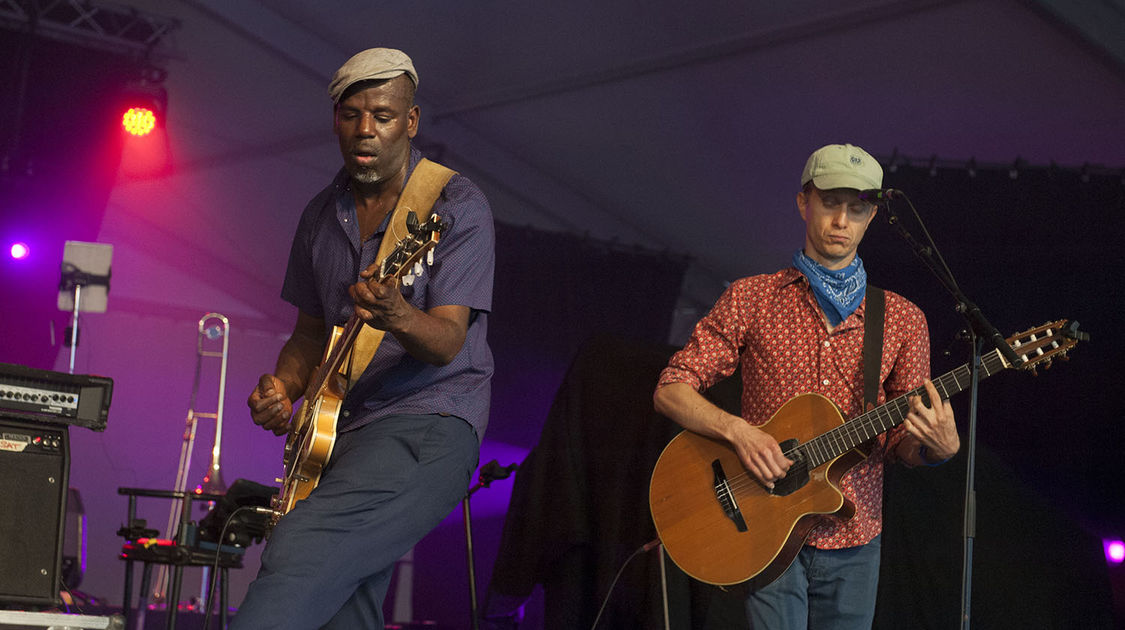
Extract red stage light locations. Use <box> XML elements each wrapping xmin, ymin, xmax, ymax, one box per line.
<box><xmin>122</xmin><ymin>106</ymin><xmax>157</xmax><ymax>136</ymax></box>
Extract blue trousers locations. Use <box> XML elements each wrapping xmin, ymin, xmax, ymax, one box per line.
<box><xmin>746</xmin><ymin>535</ymin><xmax>882</xmax><ymax>630</ymax></box>
<box><xmin>231</xmin><ymin>413</ymin><xmax>479</xmax><ymax>629</ymax></box>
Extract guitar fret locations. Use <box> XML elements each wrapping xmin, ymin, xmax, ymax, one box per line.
<box><xmin>812</xmin><ymin>438</ymin><xmax>828</xmax><ymax>466</ymax></box>
<box><xmin>797</xmin><ymin>346</ymin><xmax>1021</xmax><ymax>471</ymax></box>
<box><xmin>859</xmin><ymin>418</ymin><xmax>873</xmax><ymax>441</ymax></box>
<box><xmin>826</xmin><ymin>431</ymin><xmax>840</xmax><ymax>456</ymax></box>
<box><xmin>805</xmin><ymin>445</ymin><xmax>823</xmax><ymax>470</ymax></box>
<box><xmin>878</xmin><ymin>405</ymin><xmax>895</xmax><ymax>432</ymax></box>
<box><xmin>804</xmin><ymin>442</ymin><xmax>818</xmax><ymax>468</ymax></box>
<box><xmin>808</xmin><ymin>444</ymin><xmax>823</xmax><ymax>469</ymax></box>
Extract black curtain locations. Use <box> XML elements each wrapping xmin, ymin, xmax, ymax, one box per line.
<box><xmin>485</xmin><ymin>164</ymin><xmax>1124</xmax><ymax>629</ymax></box>
<box><xmin>485</xmin><ymin>335</ymin><xmax>749</xmax><ymax>630</ymax></box>
<box><xmin>483</xmin><ymin>225</ymin><xmax>698</xmax><ymax>629</ymax></box>
<box><xmin>487</xmin><ymin>222</ymin><xmax>690</xmax><ymax>448</ymax></box>
<box><xmin>865</xmin><ymin>164</ymin><xmax>1123</xmax><ymax>628</ymax></box>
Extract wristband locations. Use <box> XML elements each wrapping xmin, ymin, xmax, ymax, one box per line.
<box><xmin>918</xmin><ymin>444</ymin><xmax>950</xmax><ymax>467</ymax></box>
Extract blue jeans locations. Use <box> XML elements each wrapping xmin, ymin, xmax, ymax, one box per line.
<box><xmin>746</xmin><ymin>535</ymin><xmax>882</xmax><ymax>630</ymax></box>
<box><xmin>231</xmin><ymin>413</ymin><xmax>479</xmax><ymax>630</ymax></box>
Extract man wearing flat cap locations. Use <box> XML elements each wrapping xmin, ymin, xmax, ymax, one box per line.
<box><xmin>238</xmin><ymin>48</ymin><xmax>494</xmax><ymax>628</ymax></box>
<box><xmin>654</xmin><ymin>144</ymin><xmax>960</xmax><ymax>628</ymax></box>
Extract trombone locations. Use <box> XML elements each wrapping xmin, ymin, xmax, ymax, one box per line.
<box><xmin>152</xmin><ymin>312</ymin><xmax>230</xmax><ymax>605</ymax></box>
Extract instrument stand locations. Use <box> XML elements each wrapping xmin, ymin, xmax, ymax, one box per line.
<box><xmin>882</xmin><ymin>198</ymin><xmax>1025</xmax><ymax>630</ymax></box>
<box><xmin>463</xmin><ymin>460</ymin><xmax>518</xmax><ymax>630</ymax></box>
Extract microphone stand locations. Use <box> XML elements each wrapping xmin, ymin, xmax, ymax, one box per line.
<box><xmin>881</xmin><ymin>197</ymin><xmax>1022</xmax><ymax>630</ymax></box>
<box><xmin>58</xmin><ymin>264</ymin><xmax>111</xmax><ymax>374</ymax></box>
<box><xmin>463</xmin><ymin>460</ymin><xmax>518</xmax><ymax>630</ymax></box>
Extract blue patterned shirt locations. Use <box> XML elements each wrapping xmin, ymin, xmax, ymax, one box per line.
<box><xmin>281</xmin><ymin>148</ymin><xmax>495</xmax><ymax>440</ymax></box>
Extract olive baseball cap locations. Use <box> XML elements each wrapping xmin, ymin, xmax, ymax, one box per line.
<box><xmin>801</xmin><ymin>144</ymin><xmax>883</xmax><ymax>191</ymax></box>
<box><xmin>328</xmin><ymin>48</ymin><xmax>418</xmax><ymax>103</ymax></box>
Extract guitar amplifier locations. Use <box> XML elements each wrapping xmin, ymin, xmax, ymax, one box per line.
<box><xmin>0</xmin><ymin>417</ymin><xmax>70</xmax><ymax>605</ymax></box>
<box><xmin>0</xmin><ymin>363</ymin><xmax>112</xmax><ymax>431</ymax></box>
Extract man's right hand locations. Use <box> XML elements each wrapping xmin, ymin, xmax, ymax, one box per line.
<box><xmin>727</xmin><ymin>420</ymin><xmax>793</xmax><ymax>490</ymax></box>
<box><xmin>654</xmin><ymin>382</ymin><xmax>794</xmax><ymax>489</ymax></box>
<box><xmin>247</xmin><ymin>374</ymin><xmax>293</xmax><ymax>436</ymax></box>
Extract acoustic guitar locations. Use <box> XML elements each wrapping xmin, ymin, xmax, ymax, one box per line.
<box><xmin>270</xmin><ymin>212</ymin><xmax>447</xmax><ymax>526</ymax></box>
<box><xmin>649</xmin><ymin>319</ymin><xmax>1085</xmax><ymax>587</ymax></box>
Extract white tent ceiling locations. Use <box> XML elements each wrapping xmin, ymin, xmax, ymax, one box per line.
<box><xmin>91</xmin><ymin>0</ymin><xmax>1125</xmax><ymax>324</ymax></box>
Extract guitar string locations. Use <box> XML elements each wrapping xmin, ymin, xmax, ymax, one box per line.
<box><xmin>707</xmin><ymin>329</ymin><xmax>1067</xmax><ymax>502</ymax></box>
<box><xmin>719</xmin><ymin>349</ymin><xmax>1009</xmax><ymax>495</ymax></box>
<box><xmin>282</xmin><ymin>227</ymin><xmax>443</xmax><ymax>512</ymax></box>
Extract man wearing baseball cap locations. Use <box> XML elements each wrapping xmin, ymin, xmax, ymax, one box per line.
<box><xmin>655</xmin><ymin>143</ymin><xmax>960</xmax><ymax>628</ymax></box>
<box><xmin>238</xmin><ymin>48</ymin><xmax>495</xmax><ymax>628</ymax></box>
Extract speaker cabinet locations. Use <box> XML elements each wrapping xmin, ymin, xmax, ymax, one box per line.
<box><xmin>0</xmin><ymin>418</ymin><xmax>69</xmax><ymax>605</ymax></box>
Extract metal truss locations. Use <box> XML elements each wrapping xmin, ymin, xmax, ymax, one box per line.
<box><xmin>0</xmin><ymin>0</ymin><xmax>180</xmax><ymax>59</ymax></box>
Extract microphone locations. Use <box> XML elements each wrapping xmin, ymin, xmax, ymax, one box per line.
<box><xmin>857</xmin><ymin>188</ymin><xmax>904</xmax><ymax>204</ymax></box>
<box><xmin>478</xmin><ymin>459</ymin><xmax>519</xmax><ymax>486</ymax></box>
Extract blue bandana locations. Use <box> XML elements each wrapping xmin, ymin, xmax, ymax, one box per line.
<box><xmin>792</xmin><ymin>250</ymin><xmax>867</xmax><ymax>326</ymax></box>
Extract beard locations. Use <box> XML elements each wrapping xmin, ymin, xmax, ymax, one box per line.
<box><xmin>350</xmin><ymin>165</ymin><xmax>384</xmax><ymax>184</ymax></box>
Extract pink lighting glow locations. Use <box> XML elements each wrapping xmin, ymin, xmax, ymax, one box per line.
<box><xmin>9</xmin><ymin>242</ymin><xmax>29</xmax><ymax>259</ymax></box>
<box><xmin>1105</xmin><ymin>539</ymin><xmax>1125</xmax><ymax>564</ymax></box>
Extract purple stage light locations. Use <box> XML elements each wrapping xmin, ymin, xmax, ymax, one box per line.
<box><xmin>9</xmin><ymin>242</ymin><xmax>30</xmax><ymax>260</ymax></box>
<box><xmin>1105</xmin><ymin>539</ymin><xmax>1124</xmax><ymax>564</ymax></box>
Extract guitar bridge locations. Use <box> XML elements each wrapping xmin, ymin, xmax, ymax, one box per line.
<box><xmin>712</xmin><ymin>459</ymin><xmax>748</xmax><ymax>532</ymax></box>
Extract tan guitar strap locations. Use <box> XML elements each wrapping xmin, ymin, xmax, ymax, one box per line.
<box><xmin>346</xmin><ymin>158</ymin><xmax>457</xmax><ymax>388</ymax></box>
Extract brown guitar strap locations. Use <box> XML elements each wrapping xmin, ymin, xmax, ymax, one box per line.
<box><xmin>346</xmin><ymin>158</ymin><xmax>457</xmax><ymax>388</ymax></box>
<box><xmin>863</xmin><ymin>284</ymin><xmax>885</xmax><ymax>410</ymax></box>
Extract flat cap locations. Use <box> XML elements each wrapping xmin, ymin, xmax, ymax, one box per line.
<box><xmin>328</xmin><ymin>48</ymin><xmax>418</xmax><ymax>103</ymax></box>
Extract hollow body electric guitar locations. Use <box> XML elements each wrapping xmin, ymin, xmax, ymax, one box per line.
<box><xmin>649</xmin><ymin>320</ymin><xmax>1085</xmax><ymax>588</ymax></box>
<box><xmin>270</xmin><ymin>212</ymin><xmax>447</xmax><ymax>526</ymax></box>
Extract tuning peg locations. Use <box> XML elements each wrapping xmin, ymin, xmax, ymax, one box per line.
<box><xmin>427</xmin><ymin>249</ymin><xmax>434</xmax><ymax>265</ymax></box>
<box><xmin>414</xmin><ymin>261</ymin><xmax>424</xmax><ymax>276</ymax></box>
<box><xmin>403</xmin><ymin>274</ymin><xmax>415</xmax><ymax>286</ymax></box>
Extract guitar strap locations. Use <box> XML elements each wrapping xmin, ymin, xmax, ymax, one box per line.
<box><xmin>863</xmin><ymin>284</ymin><xmax>886</xmax><ymax>410</ymax></box>
<box><xmin>346</xmin><ymin>158</ymin><xmax>457</xmax><ymax>389</ymax></box>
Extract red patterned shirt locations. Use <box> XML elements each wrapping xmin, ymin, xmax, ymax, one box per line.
<box><xmin>658</xmin><ymin>267</ymin><xmax>930</xmax><ymax>548</ymax></box>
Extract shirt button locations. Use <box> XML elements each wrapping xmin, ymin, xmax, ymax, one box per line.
<box><xmin>823</xmin><ymin>340</ymin><xmax>830</xmax><ymax>347</ymax></box>
<box><xmin>822</xmin><ymin>379</ymin><xmax>830</xmax><ymax>386</ymax></box>
<box><xmin>342</xmin><ymin>411</ymin><xmax>351</xmax><ymax>418</ymax></box>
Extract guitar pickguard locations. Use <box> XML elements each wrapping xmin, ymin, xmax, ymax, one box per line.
<box><xmin>770</xmin><ymin>438</ymin><xmax>810</xmax><ymax>496</ymax></box>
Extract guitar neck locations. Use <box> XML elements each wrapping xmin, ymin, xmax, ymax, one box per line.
<box><xmin>303</xmin><ymin>314</ymin><xmax>365</xmax><ymax>403</ymax></box>
<box><xmin>796</xmin><ymin>347</ymin><xmax>1008</xmax><ymax>468</ymax></box>
<box><xmin>298</xmin><ymin>214</ymin><xmax>445</xmax><ymax>405</ymax></box>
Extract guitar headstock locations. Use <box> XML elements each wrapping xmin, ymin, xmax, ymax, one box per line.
<box><xmin>378</xmin><ymin>212</ymin><xmax>449</xmax><ymax>284</ymax></box>
<box><xmin>1005</xmin><ymin>319</ymin><xmax>1087</xmax><ymax>374</ymax></box>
